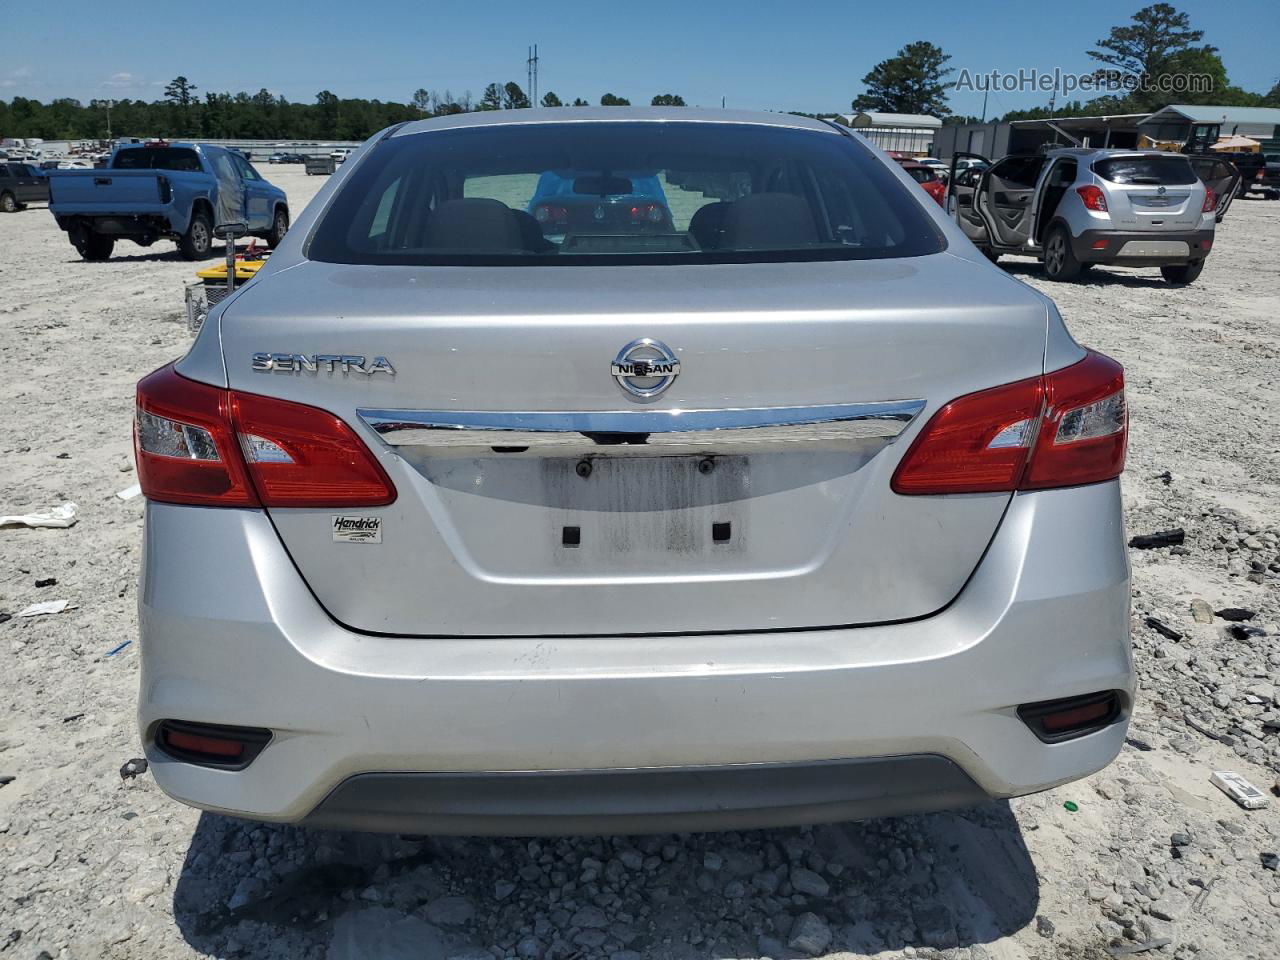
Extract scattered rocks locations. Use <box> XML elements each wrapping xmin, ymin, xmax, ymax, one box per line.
<box><xmin>788</xmin><ymin>867</ymin><xmax>830</xmax><ymax>898</ymax></box>
<box><xmin>1216</xmin><ymin>607</ymin><xmax>1257</xmax><ymax>622</ymax></box>
<box><xmin>424</xmin><ymin>895</ymin><xmax>475</xmax><ymax>926</ymax></box>
<box><xmin>1129</xmin><ymin>528</ymin><xmax>1185</xmax><ymax>550</ymax></box>
<box><xmin>1227</xmin><ymin>623</ymin><xmax>1267</xmax><ymax>641</ymax></box>
<box><xmin>1144</xmin><ymin>616</ymin><xmax>1182</xmax><ymax>641</ymax></box>
<box><xmin>118</xmin><ymin>758</ymin><xmax>148</xmax><ymax>780</ymax></box>
<box><xmin>786</xmin><ymin>912</ymin><xmax>832</xmax><ymax>956</ymax></box>
<box><xmin>568</xmin><ymin>905</ymin><xmax>608</xmax><ymax>929</ymax></box>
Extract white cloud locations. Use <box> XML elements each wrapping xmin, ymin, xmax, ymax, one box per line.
<box><xmin>103</xmin><ymin>71</ymin><xmax>137</xmax><ymax>89</ymax></box>
<box><xmin>2</xmin><ymin>66</ymin><xmax>34</xmax><ymax>88</ymax></box>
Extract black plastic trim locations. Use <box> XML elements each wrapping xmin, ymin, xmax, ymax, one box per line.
<box><xmin>1069</xmin><ymin>227</ymin><xmax>1213</xmax><ymax>264</ymax></box>
<box><xmin>301</xmin><ymin>754</ymin><xmax>990</xmax><ymax>836</ymax></box>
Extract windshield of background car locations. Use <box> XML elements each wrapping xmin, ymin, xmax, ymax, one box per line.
<box><xmin>112</xmin><ymin>148</ymin><xmax>202</xmax><ymax>172</ymax></box>
<box><xmin>1093</xmin><ymin>155</ymin><xmax>1197</xmax><ymax>185</ymax></box>
<box><xmin>308</xmin><ymin>122</ymin><xmax>945</xmax><ymax>266</ymax></box>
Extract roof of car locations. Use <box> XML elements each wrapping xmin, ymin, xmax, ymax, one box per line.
<box><xmin>390</xmin><ymin>107</ymin><xmax>840</xmax><ymax>138</ymax></box>
<box><xmin>1042</xmin><ymin>147</ymin><xmax>1191</xmax><ymax>159</ymax></box>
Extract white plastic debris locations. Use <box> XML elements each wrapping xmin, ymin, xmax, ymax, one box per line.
<box><xmin>17</xmin><ymin>599</ymin><xmax>75</xmax><ymax>618</ymax></box>
<box><xmin>115</xmin><ymin>483</ymin><xmax>142</xmax><ymax>501</ymax></box>
<box><xmin>1210</xmin><ymin>770</ymin><xmax>1269</xmax><ymax>809</ymax></box>
<box><xmin>0</xmin><ymin>502</ymin><xmax>78</xmax><ymax>529</ymax></box>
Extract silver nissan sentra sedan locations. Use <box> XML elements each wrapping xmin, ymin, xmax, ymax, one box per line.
<box><xmin>135</xmin><ymin>108</ymin><xmax>1133</xmax><ymax>835</ymax></box>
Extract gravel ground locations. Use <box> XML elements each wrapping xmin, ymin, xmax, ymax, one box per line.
<box><xmin>1</xmin><ymin>169</ymin><xmax>1278</xmax><ymax>960</ymax></box>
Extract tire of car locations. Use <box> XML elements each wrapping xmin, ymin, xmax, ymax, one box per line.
<box><xmin>75</xmin><ymin>232</ymin><xmax>115</xmax><ymax>261</ymax></box>
<box><xmin>179</xmin><ymin>210</ymin><xmax>214</xmax><ymax>261</ymax></box>
<box><xmin>1161</xmin><ymin>260</ymin><xmax>1204</xmax><ymax>285</ymax></box>
<box><xmin>1042</xmin><ymin>225</ymin><xmax>1082</xmax><ymax>281</ymax></box>
<box><xmin>0</xmin><ymin>191</ymin><xmax>17</xmax><ymax>213</ymax></box>
<box><xmin>267</xmin><ymin>207</ymin><xmax>289</xmax><ymax>248</ymax></box>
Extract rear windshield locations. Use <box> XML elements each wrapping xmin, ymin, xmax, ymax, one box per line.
<box><xmin>903</xmin><ymin>166</ymin><xmax>936</xmax><ymax>183</ymax></box>
<box><xmin>308</xmin><ymin>122</ymin><xmax>945</xmax><ymax>266</ymax></box>
<box><xmin>1092</xmin><ymin>155</ymin><xmax>1196</xmax><ymax>185</ymax></box>
<box><xmin>112</xmin><ymin>147</ymin><xmax>202</xmax><ymax>172</ymax></box>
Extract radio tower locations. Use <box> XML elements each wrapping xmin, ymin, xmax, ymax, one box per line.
<box><xmin>526</xmin><ymin>44</ymin><xmax>539</xmax><ymax>107</ymax></box>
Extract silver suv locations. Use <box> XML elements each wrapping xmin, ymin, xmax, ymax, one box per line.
<box><xmin>949</xmin><ymin>148</ymin><xmax>1217</xmax><ymax>283</ymax></box>
<box><xmin>134</xmin><ymin>109</ymin><xmax>1133</xmax><ymax>835</ymax></box>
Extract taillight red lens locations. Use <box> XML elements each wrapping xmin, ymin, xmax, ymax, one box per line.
<box><xmin>628</xmin><ymin>203</ymin><xmax>663</xmax><ymax>222</ymax></box>
<box><xmin>891</xmin><ymin>376</ymin><xmax>1044</xmax><ymax>495</ymax></box>
<box><xmin>135</xmin><ymin>364</ymin><xmax>395</xmax><ymax>508</ymax></box>
<box><xmin>231</xmin><ymin>392</ymin><xmax>395</xmax><ymax>507</ymax></box>
<box><xmin>534</xmin><ymin>204</ymin><xmax>568</xmax><ymax>224</ymax></box>
<box><xmin>1201</xmin><ymin>188</ymin><xmax>1216</xmax><ymax>213</ymax></box>
<box><xmin>135</xmin><ymin>365</ymin><xmax>258</xmax><ymax>506</ymax></box>
<box><xmin>1020</xmin><ymin>350</ymin><xmax>1126</xmax><ymax>490</ymax></box>
<box><xmin>162</xmin><ymin>728</ymin><xmax>245</xmax><ymax>758</ymax></box>
<box><xmin>1076</xmin><ymin>185</ymin><xmax>1108</xmax><ymax>212</ymax></box>
<box><xmin>892</xmin><ymin>350</ymin><xmax>1126</xmax><ymax>495</ymax></box>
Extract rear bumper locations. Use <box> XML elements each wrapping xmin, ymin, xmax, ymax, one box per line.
<box><xmin>1071</xmin><ymin>228</ymin><xmax>1213</xmax><ymax>265</ymax></box>
<box><xmin>54</xmin><ymin>212</ymin><xmax>178</xmax><ymax>239</ymax></box>
<box><xmin>303</xmin><ymin>757</ymin><xmax>987</xmax><ymax>836</ymax></box>
<box><xmin>138</xmin><ymin>480</ymin><xmax>1133</xmax><ymax>834</ymax></box>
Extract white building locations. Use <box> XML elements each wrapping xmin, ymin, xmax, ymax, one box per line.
<box><xmin>837</xmin><ymin>112</ymin><xmax>943</xmax><ymax>156</ymax></box>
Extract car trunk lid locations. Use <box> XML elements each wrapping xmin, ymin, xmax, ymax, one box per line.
<box><xmin>1093</xmin><ymin>154</ymin><xmax>1203</xmax><ymax>229</ymax></box>
<box><xmin>218</xmin><ymin>253</ymin><xmax>1048</xmax><ymax>637</ymax></box>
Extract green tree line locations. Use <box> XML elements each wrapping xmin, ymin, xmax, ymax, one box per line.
<box><xmin>852</xmin><ymin>5</ymin><xmax>1279</xmax><ymax>124</ymax></box>
<box><xmin>0</xmin><ymin>79</ymin><xmax>687</xmax><ymax>141</ymax></box>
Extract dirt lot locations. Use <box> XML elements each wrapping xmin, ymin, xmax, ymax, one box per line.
<box><xmin>1</xmin><ymin>168</ymin><xmax>1278</xmax><ymax>960</ymax></box>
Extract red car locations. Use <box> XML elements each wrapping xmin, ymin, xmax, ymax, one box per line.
<box><xmin>900</xmin><ymin>161</ymin><xmax>945</xmax><ymax>206</ymax></box>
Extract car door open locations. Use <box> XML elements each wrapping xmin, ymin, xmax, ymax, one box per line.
<box><xmin>946</xmin><ymin>152</ymin><xmax>991</xmax><ymax>245</ymax></box>
<box><xmin>977</xmin><ymin>156</ymin><xmax>1046</xmax><ymax>249</ymax></box>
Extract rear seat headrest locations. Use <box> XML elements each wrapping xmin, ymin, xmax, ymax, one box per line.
<box><xmin>719</xmin><ymin>192</ymin><xmax>819</xmax><ymax>250</ymax></box>
<box><xmin>423</xmin><ymin>197</ymin><xmax>523</xmax><ymax>252</ymax></box>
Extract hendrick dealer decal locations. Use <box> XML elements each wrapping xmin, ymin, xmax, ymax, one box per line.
<box><xmin>332</xmin><ymin>516</ymin><xmax>382</xmax><ymax>544</ymax></box>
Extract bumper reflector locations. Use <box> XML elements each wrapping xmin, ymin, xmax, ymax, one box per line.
<box><xmin>1017</xmin><ymin>691</ymin><xmax>1122</xmax><ymax>743</ymax></box>
<box><xmin>156</xmin><ymin>719</ymin><xmax>272</xmax><ymax>769</ymax></box>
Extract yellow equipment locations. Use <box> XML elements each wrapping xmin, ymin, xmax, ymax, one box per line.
<box><xmin>184</xmin><ymin>249</ymin><xmax>270</xmax><ymax>332</ymax></box>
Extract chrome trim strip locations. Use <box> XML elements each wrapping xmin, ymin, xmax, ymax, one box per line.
<box><xmin>357</xmin><ymin>401</ymin><xmax>926</xmax><ymax>449</ymax></box>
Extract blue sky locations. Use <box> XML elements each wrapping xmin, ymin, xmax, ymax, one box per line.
<box><xmin>4</xmin><ymin>0</ymin><xmax>1276</xmax><ymax>117</ymax></box>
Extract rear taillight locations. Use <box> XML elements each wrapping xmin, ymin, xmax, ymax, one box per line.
<box><xmin>628</xmin><ymin>203</ymin><xmax>664</xmax><ymax>223</ymax></box>
<box><xmin>1020</xmin><ymin>351</ymin><xmax>1127</xmax><ymax>490</ymax></box>
<box><xmin>135</xmin><ymin>364</ymin><xmax>395</xmax><ymax>507</ymax></box>
<box><xmin>157</xmin><ymin>175</ymin><xmax>172</xmax><ymax>204</ymax></box>
<box><xmin>231</xmin><ymin>392</ymin><xmax>396</xmax><ymax>507</ymax></box>
<box><xmin>1201</xmin><ymin>188</ymin><xmax>1216</xmax><ymax>213</ymax></box>
<box><xmin>135</xmin><ymin>366</ymin><xmax>257</xmax><ymax>506</ymax></box>
<box><xmin>891</xmin><ymin>350</ymin><xmax>1126</xmax><ymax>495</ymax></box>
<box><xmin>534</xmin><ymin>204</ymin><xmax>568</xmax><ymax>224</ymax></box>
<box><xmin>1076</xmin><ymin>185</ymin><xmax>1108</xmax><ymax>212</ymax></box>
